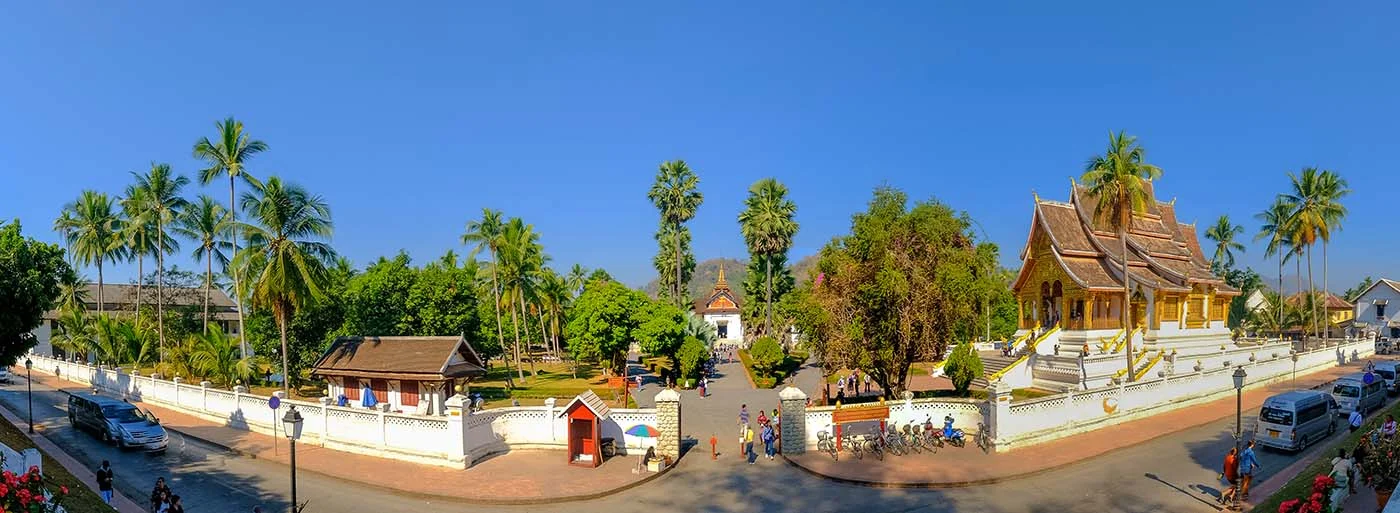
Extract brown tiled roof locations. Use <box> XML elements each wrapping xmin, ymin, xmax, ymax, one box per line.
<box><xmin>1288</xmin><ymin>292</ymin><xmax>1354</xmax><ymax>310</ymax></box>
<box><xmin>44</xmin><ymin>282</ymin><xmax>237</xmax><ymax>319</ymax></box>
<box><xmin>1038</xmin><ymin>203</ymin><xmax>1095</xmax><ymax>254</ymax></box>
<box><xmin>311</xmin><ymin>336</ymin><xmax>486</xmax><ymax>381</ymax></box>
<box><xmin>1059</xmin><ymin>256</ymin><xmax>1122</xmax><ymax>291</ymax></box>
<box><xmin>696</xmin><ymin>267</ymin><xmax>742</xmax><ymax>315</ymax></box>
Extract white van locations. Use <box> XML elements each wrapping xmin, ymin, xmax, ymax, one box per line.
<box><xmin>1255</xmin><ymin>390</ymin><xmax>1336</xmax><ymax>451</ymax></box>
<box><xmin>1331</xmin><ymin>373</ymin><xmax>1386</xmax><ymax>417</ymax></box>
<box><xmin>1373</xmin><ymin>362</ymin><xmax>1400</xmax><ymax>395</ymax></box>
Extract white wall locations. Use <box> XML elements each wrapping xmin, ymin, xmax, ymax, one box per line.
<box><xmin>1356</xmin><ymin>282</ymin><xmax>1400</xmax><ymax>336</ymax></box>
<box><xmin>704</xmin><ymin>313</ymin><xmax>744</xmax><ymax>343</ymax></box>
<box><xmin>28</xmin><ymin>321</ymin><xmax>53</xmax><ymax>357</ymax></box>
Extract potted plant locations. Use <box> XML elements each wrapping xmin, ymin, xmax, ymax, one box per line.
<box><xmin>1356</xmin><ymin>433</ymin><xmax>1400</xmax><ymax>508</ymax></box>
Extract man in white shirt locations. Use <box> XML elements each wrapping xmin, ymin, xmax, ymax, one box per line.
<box><xmin>1349</xmin><ymin>409</ymin><xmax>1364</xmax><ymax>433</ymax></box>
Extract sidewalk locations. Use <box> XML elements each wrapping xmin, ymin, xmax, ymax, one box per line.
<box><xmin>786</xmin><ymin>360</ymin><xmax>1369</xmax><ymax>487</ymax></box>
<box><xmin>0</xmin><ymin>401</ymin><xmax>145</xmax><ymax>513</ymax></box>
<box><xmin>27</xmin><ymin>372</ymin><xmax>667</xmax><ymax>505</ymax></box>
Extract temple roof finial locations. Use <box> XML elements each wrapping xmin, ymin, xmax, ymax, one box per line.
<box><xmin>716</xmin><ymin>265</ymin><xmax>727</xmax><ymax>287</ymax></box>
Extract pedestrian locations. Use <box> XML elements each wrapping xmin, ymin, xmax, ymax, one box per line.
<box><xmin>635</xmin><ymin>373</ymin><xmax>643</xmax><ymax>392</ymax></box>
<box><xmin>1217</xmin><ymin>447</ymin><xmax>1239</xmax><ymax>504</ymax></box>
<box><xmin>1353</xmin><ymin>440</ymin><xmax>1370</xmax><ymax>492</ymax></box>
<box><xmin>837</xmin><ymin>376</ymin><xmax>846</xmax><ymax>394</ymax></box>
<box><xmin>698</xmin><ymin>377</ymin><xmax>706</xmax><ymax>398</ymax></box>
<box><xmin>864</xmin><ymin>374</ymin><xmax>871</xmax><ymax>395</ymax></box>
<box><xmin>836</xmin><ymin>387</ymin><xmax>845</xmax><ymax>404</ymax></box>
<box><xmin>739</xmin><ymin>404</ymin><xmax>749</xmax><ymax>425</ymax></box>
<box><xmin>1349</xmin><ymin>408</ymin><xmax>1364</xmax><ymax>433</ymax></box>
<box><xmin>771</xmin><ymin>408</ymin><xmax>781</xmax><ymax>453</ymax></box>
<box><xmin>761</xmin><ymin>423</ymin><xmax>776</xmax><ymax>460</ymax></box>
<box><xmin>710</xmin><ymin>433</ymin><xmax>718</xmax><ymax>460</ymax></box>
<box><xmin>96</xmin><ymin>460</ymin><xmax>115</xmax><ymax>505</ymax></box>
<box><xmin>167</xmin><ymin>494</ymin><xmax>185</xmax><ymax>513</ymax></box>
<box><xmin>1329</xmin><ymin>448</ymin><xmax>1352</xmax><ymax>511</ymax></box>
<box><xmin>757</xmin><ymin>409</ymin><xmax>768</xmax><ymax>427</ymax></box>
<box><xmin>1384</xmin><ymin>414</ymin><xmax>1398</xmax><ymax>439</ymax></box>
<box><xmin>849</xmin><ymin>372</ymin><xmax>858</xmax><ymax>394</ymax></box>
<box><xmin>738</xmin><ymin>424</ymin><xmax>747</xmax><ymax>460</ymax></box>
<box><xmin>1238</xmin><ymin>440</ymin><xmax>1259</xmax><ymax>500</ymax></box>
<box><xmin>745</xmin><ymin>424</ymin><xmax>757</xmax><ymax>464</ymax></box>
<box><xmin>150</xmin><ymin>477</ymin><xmax>172</xmax><ymax>513</ymax></box>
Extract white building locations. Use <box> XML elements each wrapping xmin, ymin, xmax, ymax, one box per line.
<box><xmin>1353</xmin><ymin>278</ymin><xmax>1400</xmax><ymax>339</ymax></box>
<box><xmin>31</xmin><ymin>283</ymin><xmax>240</xmax><ymax>357</ymax></box>
<box><xmin>695</xmin><ymin>267</ymin><xmax>744</xmax><ymax>348</ymax></box>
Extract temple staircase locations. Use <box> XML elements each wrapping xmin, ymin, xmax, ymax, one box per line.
<box><xmin>971</xmin><ymin>352</ymin><xmax>1021</xmax><ymax>389</ymax></box>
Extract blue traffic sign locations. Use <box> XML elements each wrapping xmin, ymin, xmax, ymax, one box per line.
<box><xmin>269</xmin><ymin>395</ymin><xmax>281</xmax><ymax>409</ymax></box>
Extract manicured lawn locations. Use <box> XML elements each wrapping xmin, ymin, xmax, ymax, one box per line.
<box><xmin>1251</xmin><ymin>402</ymin><xmax>1400</xmax><ymax>513</ymax></box>
<box><xmin>0</xmin><ymin>415</ymin><xmax>108</xmax><ymax>513</ymax></box>
<box><xmin>739</xmin><ymin>349</ymin><xmax>807</xmax><ymax>389</ymax></box>
<box><xmin>470</xmin><ymin>362</ymin><xmax>637</xmax><ymax>408</ymax></box>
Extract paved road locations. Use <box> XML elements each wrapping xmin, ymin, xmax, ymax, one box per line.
<box><xmin>0</xmin><ymin>370</ymin><xmax>1387</xmax><ymax>513</ymax></box>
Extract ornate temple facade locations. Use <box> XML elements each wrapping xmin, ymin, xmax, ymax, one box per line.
<box><xmin>695</xmin><ymin>266</ymin><xmax>745</xmax><ymax>347</ymax></box>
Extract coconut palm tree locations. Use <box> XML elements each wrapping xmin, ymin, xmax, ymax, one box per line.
<box><xmin>56</xmin><ymin>191</ymin><xmax>127</xmax><ymax>314</ymax></box>
<box><xmin>236</xmin><ymin>176</ymin><xmax>336</xmax><ymax>393</ymax></box>
<box><xmin>647</xmin><ymin>160</ymin><xmax>704</xmax><ymax>307</ymax></box>
<box><xmin>194</xmin><ymin>117</ymin><xmax>268</xmax><ymax>352</ymax></box>
<box><xmin>1080</xmin><ymin>131</ymin><xmax>1163</xmax><ymax>382</ymax></box>
<box><xmin>540</xmin><ymin>270</ymin><xmax>571</xmax><ymax>357</ymax></box>
<box><xmin>1255</xmin><ymin>198</ymin><xmax>1294</xmax><ymax>339</ymax></box>
<box><xmin>499</xmin><ymin>218</ymin><xmax>544</xmax><ymax>378</ymax></box>
<box><xmin>131</xmin><ymin>163</ymin><xmax>189</xmax><ymax>359</ymax></box>
<box><xmin>1281</xmin><ymin>168</ymin><xmax>1331</xmax><ymax>339</ymax></box>
<box><xmin>462</xmin><ymin>209</ymin><xmax>513</xmax><ymax>379</ymax></box>
<box><xmin>1316</xmin><ymin>170</ymin><xmax>1350</xmax><ymax>338</ymax></box>
<box><xmin>120</xmin><ymin>187</ymin><xmax>155</xmax><ymax>324</ymax></box>
<box><xmin>1204</xmin><ymin>215</ymin><xmax>1245</xmax><ymax>274</ymax></box>
<box><xmin>173</xmin><ymin>195</ymin><xmax>231</xmax><ymax>333</ymax></box>
<box><xmin>50</xmin><ymin>309</ymin><xmax>94</xmax><ymax>360</ymax></box>
<box><xmin>567</xmin><ymin>263</ymin><xmax>589</xmax><ymax>297</ymax></box>
<box><xmin>737</xmin><ymin>178</ymin><xmax>799</xmax><ymax>337</ymax></box>
<box><xmin>190</xmin><ymin>325</ymin><xmax>258</xmax><ymax>386</ymax></box>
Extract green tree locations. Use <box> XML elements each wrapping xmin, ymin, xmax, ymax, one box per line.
<box><xmin>588</xmin><ymin>268</ymin><xmax>615</xmax><ymax>284</ymax></box>
<box><xmin>498</xmin><ymin>217</ymin><xmax>545</xmax><ymax>379</ymax></box>
<box><xmin>130</xmin><ymin>162</ymin><xmax>189</xmax><ymax>360</ymax></box>
<box><xmin>56</xmin><ymin>191</ymin><xmax>127</xmax><ymax>314</ymax></box>
<box><xmin>683</xmin><ymin>311</ymin><xmax>718</xmax><ymax>348</ymax></box>
<box><xmin>748</xmin><ymin>336</ymin><xmax>784</xmax><ymax>377</ymax></box>
<box><xmin>462</xmin><ymin>208</ymin><xmax>511</xmax><ymax>377</ymax></box>
<box><xmin>738</xmin><ymin>178</ymin><xmax>799</xmax><ymax>337</ymax></box>
<box><xmin>342</xmin><ymin>253</ymin><xmax>416</xmax><ymax>336</ymax></box>
<box><xmin>194</xmin><ymin>117</ymin><xmax>268</xmax><ymax>349</ymax></box>
<box><xmin>800</xmin><ymin>188</ymin><xmax>994</xmax><ymax>397</ymax></box>
<box><xmin>190</xmin><ymin>324</ymin><xmax>258</xmax><ymax>386</ymax></box>
<box><xmin>404</xmin><ymin>260</ymin><xmax>481</xmax><ymax>338</ymax></box>
<box><xmin>651</xmin><ymin>224</ymin><xmax>696</xmax><ymax>305</ymax></box>
<box><xmin>566</xmin><ymin>264</ymin><xmax>589</xmax><ymax>297</ymax></box>
<box><xmin>1081</xmin><ymin>131</ymin><xmax>1162</xmax><ymax>381</ymax></box>
<box><xmin>565</xmin><ymin>279</ymin><xmax>644</xmax><ymax>376</ymax></box>
<box><xmin>1345</xmin><ymin>277</ymin><xmax>1375</xmax><ymax>302</ymax></box>
<box><xmin>119</xmin><ymin>186</ymin><xmax>156</xmax><ymax>325</ymax></box>
<box><xmin>741</xmin><ymin>254</ymin><xmax>794</xmax><ymax>339</ymax></box>
<box><xmin>1316</xmin><ymin>170</ymin><xmax>1350</xmax><ymax>338</ymax></box>
<box><xmin>647</xmin><ymin>160</ymin><xmax>704</xmax><ymax>308</ymax></box>
<box><xmin>0</xmin><ymin>221</ymin><xmax>73</xmax><ymax>364</ymax></box>
<box><xmin>1204</xmin><ymin>215</ymin><xmax>1246</xmax><ymax>275</ymax></box>
<box><xmin>173</xmin><ymin>195</ymin><xmax>230</xmax><ymax>334</ymax></box>
<box><xmin>245</xmin><ymin>258</ymin><xmax>352</xmax><ymax>386</ymax></box>
<box><xmin>633</xmin><ymin>299</ymin><xmax>686</xmax><ymax>365</ymax></box>
<box><xmin>943</xmin><ymin>343</ymin><xmax>984</xmax><ymax>396</ymax></box>
<box><xmin>1223</xmin><ymin>267</ymin><xmax>1263</xmax><ymax>330</ymax></box>
<box><xmin>1255</xmin><ymin>197</ymin><xmax>1295</xmax><ymax>339</ymax></box>
<box><xmin>676</xmin><ymin>336</ymin><xmax>708</xmax><ymax>381</ymax></box>
<box><xmin>236</xmin><ymin>176</ymin><xmax>336</xmax><ymax>391</ymax></box>
<box><xmin>50</xmin><ymin>308</ymin><xmax>94</xmax><ymax>359</ymax></box>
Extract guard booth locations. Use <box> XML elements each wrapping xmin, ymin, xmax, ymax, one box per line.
<box><xmin>560</xmin><ymin>390</ymin><xmax>614</xmax><ymax>467</ymax></box>
<box><xmin>831</xmin><ymin>403</ymin><xmax>890</xmax><ymax>453</ymax></box>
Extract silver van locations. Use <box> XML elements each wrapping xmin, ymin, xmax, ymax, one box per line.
<box><xmin>1373</xmin><ymin>362</ymin><xmax>1400</xmax><ymax>395</ymax></box>
<box><xmin>1331</xmin><ymin>373</ymin><xmax>1386</xmax><ymax>417</ymax></box>
<box><xmin>68</xmin><ymin>393</ymin><xmax>168</xmax><ymax>451</ymax></box>
<box><xmin>1255</xmin><ymin>390</ymin><xmax>1336</xmax><ymax>451</ymax></box>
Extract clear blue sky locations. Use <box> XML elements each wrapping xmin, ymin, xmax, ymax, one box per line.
<box><xmin>2</xmin><ymin>2</ymin><xmax>1396</xmax><ymax>290</ymax></box>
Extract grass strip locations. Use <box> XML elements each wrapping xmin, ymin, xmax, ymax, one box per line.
<box><xmin>0</xmin><ymin>415</ymin><xmax>108</xmax><ymax>513</ymax></box>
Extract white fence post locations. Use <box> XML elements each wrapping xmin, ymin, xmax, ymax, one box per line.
<box><xmin>318</xmin><ymin>397</ymin><xmax>332</xmax><ymax>446</ymax></box>
<box><xmin>378</xmin><ymin>410</ymin><xmax>388</xmax><ymax>451</ymax></box>
<box><xmin>201</xmin><ymin>381</ymin><xmax>212</xmax><ymax>413</ymax></box>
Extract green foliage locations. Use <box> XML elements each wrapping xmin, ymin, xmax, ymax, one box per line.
<box><xmin>1223</xmin><ymin>267</ymin><xmax>1264</xmax><ymax>330</ymax></box>
<box><xmin>0</xmin><ymin>220</ymin><xmax>73</xmax><ymax>365</ymax></box>
<box><xmin>1345</xmin><ymin>276</ymin><xmax>1375</xmax><ymax>302</ymax></box>
<box><xmin>799</xmin><ymin>187</ymin><xmax>997</xmax><ymax>397</ymax></box>
<box><xmin>1204</xmin><ymin>215</ymin><xmax>1246</xmax><ymax>274</ymax></box>
<box><xmin>587</xmin><ymin>268</ymin><xmax>614</xmax><ymax>284</ymax></box>
<box><xmin>404</xmin><ymin>260</ymin><xmax>481</xmax><ymax>340</ymax></box>
<box><xmin>342</xmin><ymin>253</ymin><xmax>416</xmax><ymax>335</ymax></box>
<box><xmin>651</xmin><ymin>224</ymin><xmax>696</xmax><ymax>308</ymax></box>
<box><xmin>741</xmin><ymin>254</ymin><xmax>794</xmax><ymax>339</ymax></box>
<box><xmin>748</xmin><ymin>336</ymin><xmax>784</xmax><ymax>377</ymax></box>
<box><xmin>682</xmin><ymin>311</ymin><xmax>717</xmax><ymax>348</ymax></box>
<box><xmin>565</xmin><ymin>280</ymin><xmax>645</xmax><ymax>375</ymax></box>
<box><xmin>944</xmin><ymin>343</ymin><xmax>984</xmax><ymax>396</ymax></box>
<box><xmin>738</xmin><ymin>178</ymin><xmax>799</xmax><ymax>337</ymax></box>
<box><xmin>632</xmin><ymin>299</ymin><xmax>686</xmax><ymax>360</ymax></box>
<box><xmin>190</xmin><ymin>324</ymin><xmax>258</xmax><ymax>386</ymax></box>
<box><xmin>676</xmin><ymin>336</ymin><xmax>708</xmax><ymax>381</ymax></box>
<box><xmin>648</xmin><ymin>160</ymin><xmax>704</xmax><ymax>308</ymax></box>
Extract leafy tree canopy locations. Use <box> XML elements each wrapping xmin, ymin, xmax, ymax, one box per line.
<box><xmin>0</xmin><ymin>220</ymin><xmax>73</xmax><ymax>365</ymax></box>
<box><xmin>676</xmin><ymin>336</ymin><xmax>708</xmax><ymax>381</ymax></box>
<box><xmin>342</xmin><ymin>252</ymin><xmax>416</xmax><ymax>336</ymax></box>
<box><xmin>944</xmin><ymin>343</ymin><xmax>984</xmax><ymax>396</ymax></box>
<box><xmin>632</xmin><ymin>298</ymin><xmax>686</xmax><ymax>360</ymax></box>
<box><xmin>748</xmin><ymin>336</ymin><xmax>784</xmax><ymax>377</ymax></box>
<box><xmin>1345</xmin><ymin>276</ymin><xmax>1375</xmax><ymax>302</ymax></box>
<box><xmin>565</xmin><ymin>279</ymin><xmax>645</xmax><ymax>375</ymax></box>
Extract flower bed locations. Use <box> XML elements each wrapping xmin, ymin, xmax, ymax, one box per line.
<box><xmin>0</xmin><ymin>417</ymin><xmax>99</xmax><ymax>513</ymax></box>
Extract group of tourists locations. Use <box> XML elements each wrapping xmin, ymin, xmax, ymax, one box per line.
<box><xmin>1219</xmin><ymin>414</ymin><xmax>1400</xmax><ymax>509</ymax></box>
<box><xmin>833</xmin><ymin>370</ymin><xmax>873</xmax><ymax>404</ymax></box>
<box><xmin>738</xmin><ymin>404</ymin><xmax>781</xmax><ymax>464</ymax></box>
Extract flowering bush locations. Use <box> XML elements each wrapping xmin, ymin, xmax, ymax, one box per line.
<box><xmin>1277</xmin><ymin>474</ymin><xmax>1335</xmax><ymax>513</ymax></box>
<box><xmin>1356</xmin><ymin>430</ymin><xmax>1400</xmax><ymax>491</ymax></box>
<box><xmin>0</xmin><ymin>466</ymin><xmax>68</xmax><ymax>513</ymax></box>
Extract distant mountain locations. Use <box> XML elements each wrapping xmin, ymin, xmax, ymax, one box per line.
<box><xmin>643</xmin><ymin>254</ymin><xmax>821</xmax><ymax>304</ymax></box>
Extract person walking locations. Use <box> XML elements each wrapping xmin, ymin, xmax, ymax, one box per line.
<box><xmin>1329</xmin><ymin>448</ymin><xmax>1352</xmax><ymax>511</ymax></box>
<box><xmin>771</xmin><ymin>408</ymin><xmax>782</xmax><ymax>453</ymax></box>
<box><xmin>167</xmin><ymin>494</ymin><xmax>185</xmax><ymax>513</ymax></box>
<box><xmin>761</xmin><ymin>423</ymin><xmax>776</xmax><ymax>460</ymax></box>
<box><xmin>757</xmin><ymin>409</ymin><xmax>768</xmax><ymax>427</ymax></box>
<box><xmin>1383</xmin><ymin>414</ymin><xmax>1397</xmax><ymax>439</ymax></box>
<box><xmin>864</xmin><ymin>373</ymin><xmax>871</xmax><ymax>395</ymax></box>
<box><xmin>1238</xmin><ymin>440</ymin><xmax>1260</xmax><ymax>500</ymax></box>
<box><xmin>150</xmin><ymin>477</ymin><xmax>172</xmax><ymax>513</ymax></box>
<box><xmin>1349</xmin><ymin>408</ymin><xmax>1364</xmax><ymax>433</ymax></box>
<box><xmin>745</xmin><ymin>424</ymin><xmax>757</xmax><ymax>465</ymax></box>
<box><xmin>698</xmin><ymin>377</ymin><xmax>707</xmax><ymax>398</ymax></box>
<box><xmin>96</xmin><ymin>460</ymin><xmax>115</xmax><ymax>505</ymax></box>
<box><xmin>837</xmin><ymin>376</ymin><xmax>846</xmax><ymax>395</ymax></box>
<box><xmin>739</xmin><ymin>404</ymin><xmax>749</xmax><ymax>425</ymax></box>
<box><xmin>738</xmin><ymin>423</ymin><xmax>748</xmax><ymax>460</ymax></box>
<box><xmin>710</xmin><ymin>433</ymin><xmax>718</xmax><ymax>460</ymax></box>
<box><xmin>1217</xmin><ymin>448</ymin><xmax>1239</xmax><ymax>505</ymax></box>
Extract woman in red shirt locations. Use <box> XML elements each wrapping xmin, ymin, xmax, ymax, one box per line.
<box><xmin>1219</xmin><ymin>447</ymin><xmax>1240</xmax><ymax>504</ymax></box>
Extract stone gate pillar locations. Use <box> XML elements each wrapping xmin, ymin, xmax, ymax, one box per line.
<box><xmin>987</xmin><ymin>380</ymin><xmax>1013</xmax><ymax>453</ymax></box>
<box><xmin>655</xmin><ymin>389</ymin><xmax>681</xmax><ymax>461</ymax></box>
<box><xmin>444</xmin><ymin>391</ymin><xmax>473</xmax><ymax>469</ymax></box>
<box><xmin>779</xmin><ymin>386</ymin><xmax>807</xmax><ymax>454</ymax></box>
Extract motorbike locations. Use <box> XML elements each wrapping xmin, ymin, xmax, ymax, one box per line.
<box><xmin>943</xmin><ymin>414</ymin><xmax>966</xmax><ymax>448</ymax></box>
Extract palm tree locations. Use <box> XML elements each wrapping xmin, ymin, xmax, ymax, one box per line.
<box><xmin>540</xmin><ymin>271</ymin><xmax>571</xmax><ymax>357</ymax></box>
<box><xmin>1316</xmin><ymin>170</ymin><xmax>1350</xmax><ymax>338</ymax></box>
<box><xmin>190</xmin><ymin>325</ymin><xmax>258</xmax><ymax>386</ymax></box>
<box><xmin>50</xmin><ymin>309</ymin><xmax>94</xmax><ymax>360</ymax></box>
<box><xmin>737</xmin><ymin>178</ymin><xmax>799</xmax><ymax>337</ymax></box>
<box><xmin>463</xmin><ymin>209</ymin><xmax>513</xmax><ymax>380</ymax></box>
<box><xmin>566</xmin><ymin>263</ymin><xmax>589</xmax><ymax>297</ymax></box>
<box><xmin>1281</xmin><ymin>168</ymin><xmax>1333</xmax><ymax>339</ymax></box>
<box><xmin>1203</xmin><ymin>215</ymin><xmax>1246</xmax><ymax>274</ymax></box>
<box><xmin>120</xmin><ymin>187</ymin><xmax>155</xmax><ymax>324</ymax></box>
<box><xmin>237</xmin><ymin>176</ymin><xmax>336</xmax><ymax>393</ymax></box>
<box><xmin>173</xmin><ymin>195</ymin><xmax>231</xmax><ymax>333</ymax></box>
<box><xmin>500</xmin><ymin>218</ymin><xmax>545</xmax><ymax>378</ymax></box>
<box><xmin>131</xmin><ymin>163</ymin><xmax>189</xmax><ymax>360</ymax></box>
<box><xmin>1080</xmin><ymin>131</ymin><xmax>1162</xmax><ymax>382</ymax></box>
<box><xmin>56</xmin><ymin>191</ymin><xmax>127</xmax><ymax>314</ymax></box>
<box><xmin>647</xmin><ymin>160</ymin><xmax>704</xmax><ymax>307</ymax></box>
<box><xmin>194</xmin><ymin>117</ymin><xmax>268</xmax><ymax>353</ymax></box>
<box><xmin>1255</xmin><ymin>198</ymin><xmax>1294</xmax><ymax>339</ymax></box>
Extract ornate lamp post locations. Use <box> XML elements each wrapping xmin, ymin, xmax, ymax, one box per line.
<box><xmin>1230</xmin><ymin>367</ymin><xmax>1247</xmax><ymax>511</ymax></box>
<box><xmin>282</xmin><ymin>405</ymin><xmax>304</xmax><ymax>512</ymax></box>
<box><xmin>24</xmin><ymin>358</ymin><xmax>33</xmax><ymax>433</ymax></box>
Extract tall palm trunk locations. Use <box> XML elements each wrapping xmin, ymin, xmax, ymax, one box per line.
<box><xmin>508</xmin><ymin>288</ymin><xmax>525</xmax><ymax>381</ymax></box>
<box><xmin>765</xmin><ymin>256</ymin><xmax>773</xmax><ymax>337</ymax></box>
<box><xmin>204</xmin><ymin>249</ymin><xmax>213</xmax><ymax>335</ymax></box>
<box><xmin>1322</xmin><ymin>241</ymin><xmax>1329</xmax><ymax>339</ymax></box>
<box><xmin>518</xmin><ymin>291</ymin><xmax>537</xmax><ymax>377</ymax></box>
<box><xmin>1306</xmin><ymin>244</ymin><xmax>1317</xmax><ymax>340</ymax></box>
<box><xmin>487</xmin><ymin>252</ymin><xmax>513</xmax><ymax>382</ymax></box>
<box><xmin>538</xmin><ymin>307</ymin><xmax>550</xmax><ymax>360</ymax></box>
<box><xmin>135</xmin><ymin>254</ymin><xmax>143</xmax><ymax>324</ymax></box>
<box><xmin>97</xmin><ymin>260</ymin><xmax>105</xmax><ymax>315</ymax></box>
<box><xmin>1277</xmin><ymin>256</ymin><xmax>1284</xmax><ymax>340</ymax></box>
<box><xmin>278</xmin><ymin>307</ymin><xmax>290</xmax><ymax>394</ymax></box>
<box><xmin>1119</xmin><ymin>211</ymin><xmax>1133</xmax><ymax>382</ymax></box>
<box><xmin>157</xmin><ymin>220</ymin><xmax>166</xmax><ymax>364</ymax></box>
<box><xmin>229</xmin><ymin>177</ymin><xmax>247</xmax><ymax>357</ymax></box>
<box><xmin>674</xmin><ymin>230</ymin><xmax>682</xmax><ymax>307</ymax></box>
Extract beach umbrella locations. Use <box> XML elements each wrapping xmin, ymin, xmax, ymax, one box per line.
<box><xmin>625</xmin><ymin>424</ymin><xmax>659</xmax><ymax>438</ymax></box>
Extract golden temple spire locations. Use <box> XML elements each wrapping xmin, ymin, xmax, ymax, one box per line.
<box><xmin>716</xmin><ymin>265</ymin><xmax>728</xmax><ymax>288</ymax></box>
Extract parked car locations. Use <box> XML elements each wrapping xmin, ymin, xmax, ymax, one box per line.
<box><xmin>0</xmin><ymin>368</ymin><xmax>11</xmax><ymax>384</ymax></box>
<box><xmin>68</xmin><ymin>393</ymin><xmax>168</xmax><ymax>451</ymax></box>
<box><xmin>1255</xmin><ymin>390</ymin><xmax>1337</xmax><ymax>451</ymax></box>
<box><xmin>1377</xmin><ymin>338</ymin><xmax>1393</xmax><ymax>355</ymax></box>
<box><xmin>1374</xmin><ymin>361</ymin><xmax>1400</xmax><ymax>395</ymax></box>
<box><xmin>1331</xmin><ymin>373</ymin><xmax>1387</xmax><ymax>417</ymax></box>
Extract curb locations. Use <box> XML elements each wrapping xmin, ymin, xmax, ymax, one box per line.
<box><xmin>45</xmin><ymin>383</ymin><xmax>674</xmax><ymax>506</ymax></box>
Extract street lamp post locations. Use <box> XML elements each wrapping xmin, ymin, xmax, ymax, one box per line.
<box><xmin>1231</xmin><ymin>367</ymin><xmax>1247</xmax><ymax>511</ymax></box>
<box><xmin>282</xmin><ymin>405</ymin><xmax>304</xmax><ymax>513</ymax></box>
<box><xmin>24</xmin><ymin>358</ymin><xmax>33</xmax><ymax>434</ymax></box>
<box><xmin>1290</xmin><ymin>351</ymin><xmax>1299</xmax><ymax>384</ymax></box>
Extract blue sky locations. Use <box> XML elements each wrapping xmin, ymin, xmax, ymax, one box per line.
<box><xmin>2</xmin><ymin>3</ymin><xmax>1396</xmax><ymax>290</ymax></box>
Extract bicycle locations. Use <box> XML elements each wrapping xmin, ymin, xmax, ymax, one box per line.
<box><xmin>976</xmin><ymin>422</ymin><xmax>992</xmax><ymax>453</ymax></box>
<box><xmin>901</xmin><ymin>423</ymin><xmax>923</xmax><ymax>454</ymax></box>
<box><xmin>817</xmin><ymin>429</ymin><xmax>839</xmax><ymax>462</ymax></box>
<box><xmin>882</xmin><ymin>422</ymin><xmax>907</xmax><ymax>456</ymax></box>
<box><xmin>841</xmin><ymin>433</ymin><xmax>864</xmax><ymax>460</ymax></box>
<box><xmin>862</xmin><ymin>431</ymin><xmax>885</xmax><ymax>461</ymax></box>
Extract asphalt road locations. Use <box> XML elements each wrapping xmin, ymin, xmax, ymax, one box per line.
<box><xmin>0</xmin><ymin>374</ymin><xmax>1385</xmax><ymax>513</ymax></box>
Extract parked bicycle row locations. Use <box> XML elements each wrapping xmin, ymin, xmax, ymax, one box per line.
<box><xmin>815</xmin><ymin>413</ymin><xmax>989</xmax><ymax>462</ymax></box>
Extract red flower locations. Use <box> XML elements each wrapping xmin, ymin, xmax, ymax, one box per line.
<box><xmin>1278</xmin><ymin>498</ymin><xmax>1301</xmax><ymax>513</ymax></box>
<box><xmin>60</xmin><ymin>485</ymin><xmax>68</xmax><ymax>495</ymax></box>
<box><xmin>26</xmin><ymin>466</ymin><xmax>38</xmax><ymax>475</ymax></box>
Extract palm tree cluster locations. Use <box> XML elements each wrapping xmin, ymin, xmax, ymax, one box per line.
<box><xmin>737</xmin><ymin>178</ymin><xmax>799</xmax><ymax>338</ymax></box>
<box><xmin>463</xmin><ymin>210</ymin><xmax>583</xmax><ymax>383</ymax></box>
<box><xmin>648</xmin><ymin>160</ymin><xmax>703</xmax><ymax>309</ymax></box>
<box><xmin>1254</xmin><ymin>168</ymin><xmax>1350</xmax><ymax>340</ymax></box>
<box><xmin>53</xmin><ymin>117</ymin><xmax>337</xmax><ymax>393</ymax></box>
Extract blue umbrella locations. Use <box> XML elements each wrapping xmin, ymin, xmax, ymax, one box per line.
<box><xmin>361</xmin><ymin>385</ymin><xmax>378</xmax><ymax>408</ymax></box>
